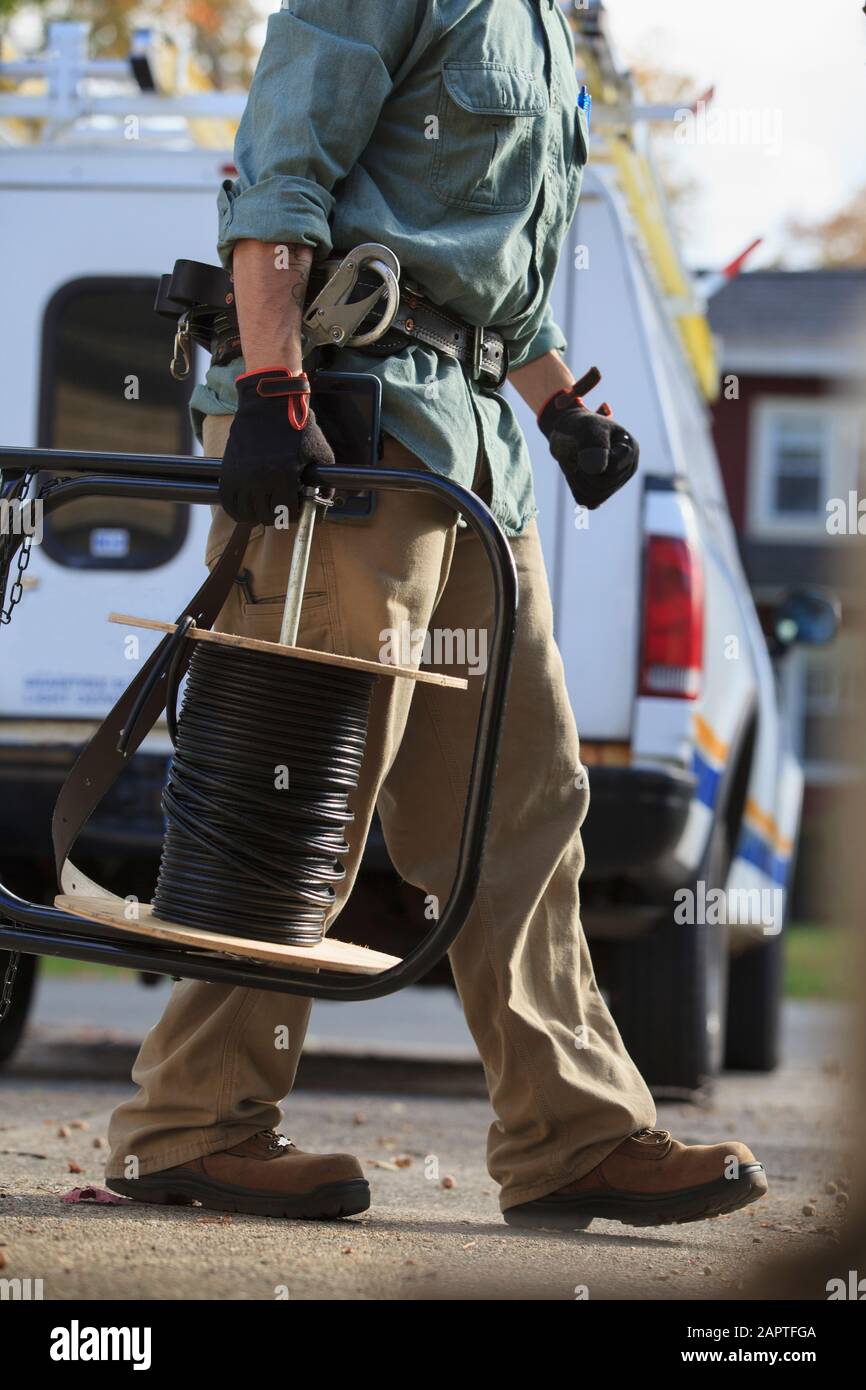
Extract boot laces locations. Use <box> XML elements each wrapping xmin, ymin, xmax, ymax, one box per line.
<box><xmin>634</xmin><ymin>1127</ymin><xmax>671</xmax><ymax>1144</ymax></box>
<box><xmin>260</xmin><ymin>1130</ymin><xmax>296</xmax><ymax>1153</ymax></box>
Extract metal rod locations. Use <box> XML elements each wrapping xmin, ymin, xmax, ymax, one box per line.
<box><xmin>0</xmin><ymin>444</ymin><xmax>225</xmax><ymax>481</ymax></box>
<box><xmin>279</xmin><ymin>489</ymin><xmax>319</xmax><ymax>647</ymax></box>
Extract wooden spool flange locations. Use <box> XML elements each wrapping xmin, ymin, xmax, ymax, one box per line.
<box><xmin>109</xmin><ymin>613</ymin><xmax>469</xmax><ymax>690</ymax></box>
<box><xmin>55</xmin><ymin>862</ymin><xmax>400</xmax><ymax>975</ymax></box>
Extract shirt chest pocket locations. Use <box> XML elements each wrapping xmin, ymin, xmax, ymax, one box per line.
<box><xmin>430</xmin><ymin>62</ymin><xmax>548</xmax><ymax>214</ymax></box>
<box><xmin>567</xmin><ymin>102</ymin><xmax>590</xmax><ymax>204</ymax></box>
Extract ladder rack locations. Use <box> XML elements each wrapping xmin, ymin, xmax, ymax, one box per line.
<box><xmin>0</xmin><ymin>21</ymin><xmax>243</xmax><ymax>140</ymax></box>
<box><xmin>567</xmin><ymin>0</ymin><xmax>720</xmax><ymax>400</ymax></box>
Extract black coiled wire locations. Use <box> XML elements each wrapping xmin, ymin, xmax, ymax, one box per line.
<box><xmin>152</xmin><ymin>641</ymin><xmax>377</xmax><ymax>946</ymax></box>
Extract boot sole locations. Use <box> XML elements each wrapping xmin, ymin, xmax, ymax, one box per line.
<box><xmin>106</xmin><ymin>1173</ymin><xmax>371</xmax><ymax>1221</ymax></box>
<box><xmin>503</xmin><ymin>1162</ymin><xmax>768</xmax><ymax>1231</ymax></box>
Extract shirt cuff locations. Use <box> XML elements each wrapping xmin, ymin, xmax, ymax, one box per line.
<box><xmin>507</xmin><ymin>316</ymin><xmax>568</xmax><ymax>370</ymax></box>
<box><xmin>216</xmin><ymin>176</ymin><xmax>336</xmax><ymax>270</ymax></box>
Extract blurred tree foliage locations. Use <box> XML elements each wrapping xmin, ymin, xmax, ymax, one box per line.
<box><xmin>2</xmin><ymin>1</ymin><xmax>259</xmax><ymax>87</ymax></box>
<box><xmin>788</xmin><ymin>186</ymin><xmax>866</xmax><ymax>269</ymax></box>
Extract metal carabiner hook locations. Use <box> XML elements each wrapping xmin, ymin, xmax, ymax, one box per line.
<box><xmin>170</xmin><ymin>312</ymin><xmax>191</xmax><ymax>381</ymax></box>
<box><xmin>301</xmin><ymin>244</ymin><xmax>401</xmax><ymax>356</ymax></box>
<box><xmin>346</xmin><ymin>258</ymin><xmax>400</xmax><ymax>348</ymax></box>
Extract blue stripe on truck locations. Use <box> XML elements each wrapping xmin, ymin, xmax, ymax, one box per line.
<box><xmin>735</xmin><ymin>827</ymin><xmax>790</xmax><ymax>886</ymax></box>
<box><xmin>693</xmin><ymin>748</ymin><xmax>722</xmax><ymax>810</ymax></box>
<box><xmin>694</xmin><ymin>749</ymin><xmax>792</xmax><ymax>887</ymax></box>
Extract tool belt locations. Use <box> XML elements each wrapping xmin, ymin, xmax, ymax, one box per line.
<box><xmin>155</xmin><ymin>256</ymin><xmax>509</xmax><ymax>389</ymax></box>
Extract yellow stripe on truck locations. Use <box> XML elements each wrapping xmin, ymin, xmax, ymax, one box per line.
<box><xmin>693</xmin><ymin>713</ymin><xmax>728</xmax><ymax>765</ymax></box>
<box><xmin>744</xmin><ymin>798</ymin><xmax>794</xmax><ymax>856</ymax></box>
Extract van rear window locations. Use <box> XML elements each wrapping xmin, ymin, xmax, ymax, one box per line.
<box><xmin>38</xmin><ymin>276</ymin><xmax>192</xmax><ymax>570</ymax></box>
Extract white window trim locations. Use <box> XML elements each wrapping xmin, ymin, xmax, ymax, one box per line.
<box><xmin>783</xmin><ymin>643</ymin><xmax>865</xmax><ymax>785</ymax></box>
<box><xmin>747</xmin><ymin>396</ymin><xmax>860</xmax><ymax>541</ymax></box>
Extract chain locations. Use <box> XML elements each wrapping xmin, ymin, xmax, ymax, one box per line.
<box><xmin>0</xmin><ymin>470</ymin><xmax>56</xmax><ymax>1021</ymax></box>
<box><xmin>0</xmin><ymin>468</ymin><xmax>29</xmax><ymax>1024</ymax></box>
<box><xmin>0</xmin><ymin>950</ymin><xmax>20</xmax><ymax>1022</ymax></box>
<box><xmin>0</xmin><ymin>468</ymin><xmax>37</xmax><ymax>626</ymax></box>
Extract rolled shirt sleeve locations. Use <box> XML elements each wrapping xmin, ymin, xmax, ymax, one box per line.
<box><xmin>217</xmin><ymin>1</ymin><xmax>426</xmax><ymax>268</ymax></box>
<box><xmin>505</xmin><ymin>300</ymin><xmax>568</xmax><ymax>371</ymax></box>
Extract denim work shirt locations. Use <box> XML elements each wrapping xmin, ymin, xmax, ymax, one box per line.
<box><xmin>190</xmin><ymin>0</ymin><xmax>589</xmax><ymax>537</ymax></box>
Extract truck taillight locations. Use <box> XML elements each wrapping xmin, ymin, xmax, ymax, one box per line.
<box><xmin>638</xmin><ymin>535</ymin><xmax>704</xmax><ymax>699</ymax></box>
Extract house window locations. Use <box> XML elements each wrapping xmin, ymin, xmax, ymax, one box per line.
<box><xmin>749</xmin><ymin>397</ymin><xmax>859</xmax><ymax>540</ymax></box>
<box><xmin>38</xmin><ymin>276</ymin><xmax>192</xmax><ymax>570</ymax></box>
<box><xmin>771</xmin><ymin>414</ymin><xmax>825</xmax><ymax>517</ymax></box>
<box><xmin>783</xmin><ymin>637</ymin><xmax>863</xmax><ymax>784</ymax></box>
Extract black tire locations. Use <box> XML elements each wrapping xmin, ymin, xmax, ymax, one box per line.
<box><xmin>0</xmin><ymin>950</ymin><xmax>38</xmax><ymax>1068</ymax></box>
<box><xmin>602</xmin><ymin>823</ymin><xmax>730</xmax><ymax>1093</ymax></box>
<box><xmin>723</xmin><ymin>929</ymin><xmax>783</xmax><ymax>1072</ymax></box>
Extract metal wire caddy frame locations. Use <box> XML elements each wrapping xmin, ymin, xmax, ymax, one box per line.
<box><xmin>0</xmin><ymin>444</ymin><xmax>518</xmax><ymax>1002</ymax></box>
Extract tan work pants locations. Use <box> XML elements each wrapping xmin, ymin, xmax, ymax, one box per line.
<box><xmin>107</xmin><ymin>418</ymin><xmax>654</xmax><ymax>1210</ymax></box>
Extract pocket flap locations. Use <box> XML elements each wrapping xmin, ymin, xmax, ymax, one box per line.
<box><xmin>442</xmin><ymin>62</ymin><xmax>548</xmax><ymax>117</ymax></box>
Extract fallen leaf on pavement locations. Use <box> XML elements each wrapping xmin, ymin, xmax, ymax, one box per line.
<box><xmin>60</xmin><ymin>1187</ymin><xmax>131</xmax><ymax>1205</ymax></box>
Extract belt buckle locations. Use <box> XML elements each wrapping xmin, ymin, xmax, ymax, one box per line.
<box><xmin>492</xmin><ymin>336</ymin><xmax>509</xmax><ymax>390</ymax></box>
<box><xmin>471</xmin><ymin>324</ymin><xmax>485</xmax><ymax>381</ymax></box>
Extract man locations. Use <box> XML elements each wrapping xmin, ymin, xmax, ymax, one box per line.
<box><xmin>107</xmin><ymin>0</ymin><xmax>767</xmax><ymax>1229</ymax></box>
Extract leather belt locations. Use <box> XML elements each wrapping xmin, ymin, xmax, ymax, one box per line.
<box><xmin>157</xmin><ymin>256</ymin><xmax>509</xmax><ymax>389</ymax></box>
<box><xmin>348</xmin><ymin>281</ymin><xmax>509</xmax><ymax>387</ymax></box>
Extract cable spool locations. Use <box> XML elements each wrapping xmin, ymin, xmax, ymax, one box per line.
<box><xmin>152</xmin><ymin>641</ymin><xmax>377</xmax><ymax>946</ymax></box>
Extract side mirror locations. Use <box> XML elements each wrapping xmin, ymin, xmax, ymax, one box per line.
<box><xmin>771</xmin><ymin>587</ymin><xmax>841</xmax><ymax>653</ymax></box>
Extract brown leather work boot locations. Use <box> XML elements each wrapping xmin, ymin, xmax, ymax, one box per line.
<box><xmin>107</xmin><ymin>1130</ymin><xmax>369</xmax><ymax>1220</ymax></box>
<box><xmin>503</xmin><ymin>1128</ymin><xmax>767</xmax><ymax>1230</ymax></box>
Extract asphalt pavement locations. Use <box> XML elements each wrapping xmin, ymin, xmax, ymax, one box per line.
<box><xmin>0</xmin><ymin>977</ymin><xmax>853</xmax><ymax>1300</ymax></box>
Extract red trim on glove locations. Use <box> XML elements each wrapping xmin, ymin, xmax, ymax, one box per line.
<box><xmin>236</xmin><ymin>364</ymin><xmax>295</xmax><ymax>382</ymax></box>
<box><xmin>287</xmin><ymin>393</ymin><xmax>309</xmax><ymax>430</ymax></box>
<box><xmin>237</xmin><ymin>367</ymin><xmax>311</xmax><ymax>431</ymax></box>
<box><xmin>536</xmin><ymin>382</ymin><xmax>586</xmax><ymax>425</ymax></box>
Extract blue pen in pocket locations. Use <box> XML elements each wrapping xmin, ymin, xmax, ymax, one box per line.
<box><xmin>577</xmin><ymin>84</ymin><xmax>591</xmax><ymax>134</ymax></box>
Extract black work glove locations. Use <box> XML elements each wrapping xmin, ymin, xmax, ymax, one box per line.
<box><xmin>538</xmin><ymin>365</ymin><xmax>639</xmax><ymax>510</ymax></box>
<box><xmin>218</xmin><ymin>367</ymin><xmax>335</xmax><ymax>526</ymax></box>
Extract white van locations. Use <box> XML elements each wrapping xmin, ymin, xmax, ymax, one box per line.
<box><xmin>0</xmin><ymin>22</ymin><xmax>834</xmax><ymax>1086</ymax></box>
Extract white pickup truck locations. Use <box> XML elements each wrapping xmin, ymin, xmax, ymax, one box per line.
<box><xmin>0</xmin><ymin>22</ymin><xmax>835</xmax><ymax>1088</ymax></box>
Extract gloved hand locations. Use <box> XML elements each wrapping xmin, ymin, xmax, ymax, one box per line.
<box><xmin>218</xmin><ymin>367</ymin><xmax>335</xmax><ymax>526</ymax></box>
<box><xmin>538</xmin><ymin>365</ymin><xmax>639</xmax><ymax>510</ymax></box>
